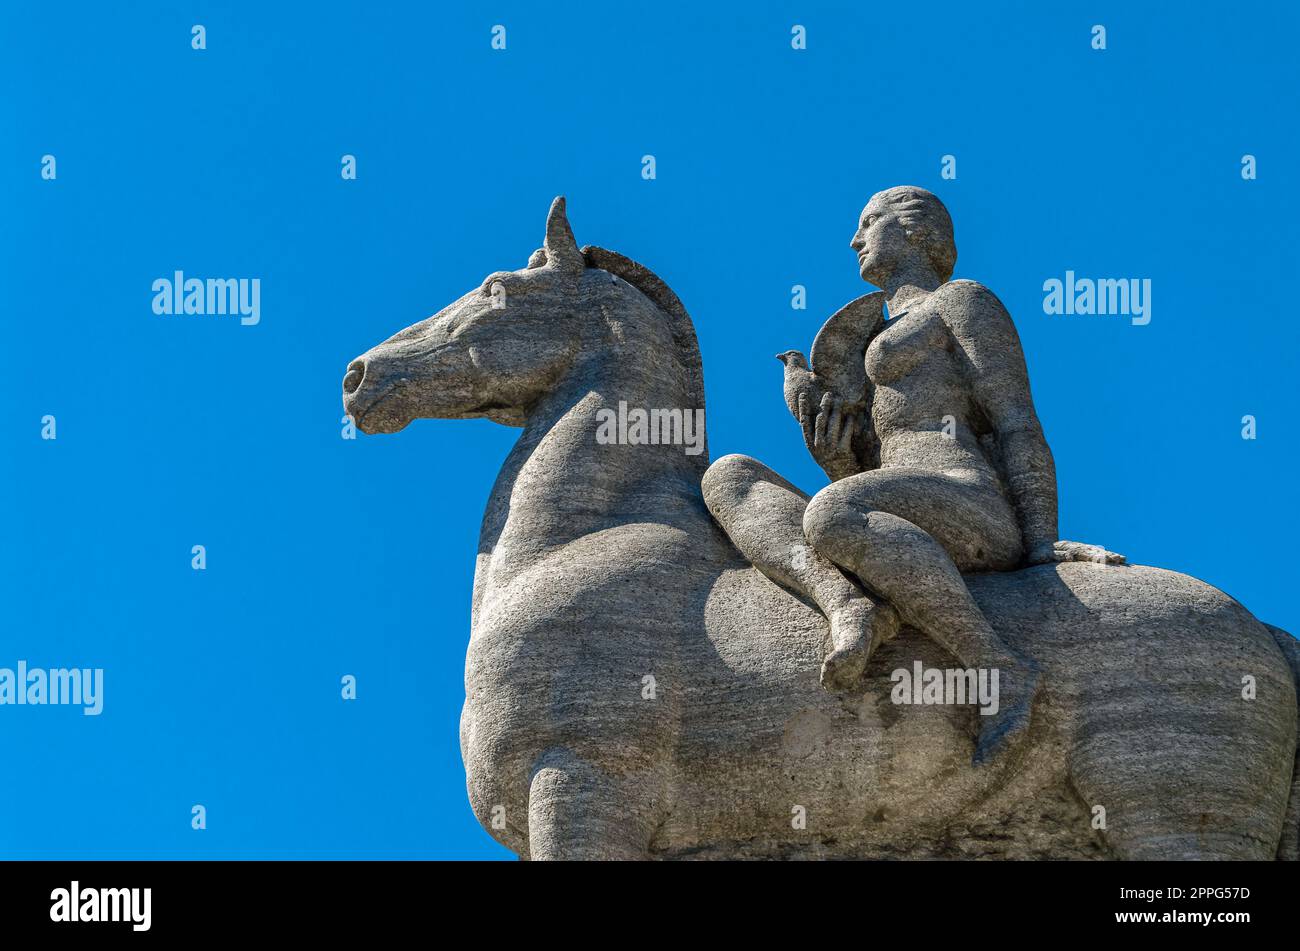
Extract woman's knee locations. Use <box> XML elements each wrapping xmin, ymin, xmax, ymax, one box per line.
<box><xmin>703</xmin><ymin>453</ymin><xmax>807</xmax><ymax>515</ymax></box>
<box><xmin>701</xmin><ymin>454</ymin><xmax>761</xmax><ymax>511</ymax></box>
<box><xmin>804</xmin><ymin>479</ymin><xmax>940</xmax><ymax>572</ymax></box>
<box><xmin>802</xmin><ymin>482</ymin><xmax>866</xmax><ymax>560</ymax></box>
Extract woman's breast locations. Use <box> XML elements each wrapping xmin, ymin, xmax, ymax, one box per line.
<box><xmin>864</xmin><ymin>311</ymin><xmax>953</xmax><ymax>386</ymax></box>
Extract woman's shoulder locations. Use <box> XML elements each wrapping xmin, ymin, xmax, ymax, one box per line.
<box><xmin>930</xmin><ymin>280</ymin><xmax>1015</xmax><ymax>332</ymax></box>
<box><xmin>932</xmin><ymin>279</ymin><xmax>1006</xmax><ymax>308</ymax></box>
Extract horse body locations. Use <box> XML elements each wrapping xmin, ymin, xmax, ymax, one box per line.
<box><xmin>346</xmin><ymin>199</ymin><xmax>1299</xmax><ymax>859</ymax></box>
<box><xmin>459</xmin><ymin>393</ymin><xmax>1297</xmax><ymax>858</ymax></box>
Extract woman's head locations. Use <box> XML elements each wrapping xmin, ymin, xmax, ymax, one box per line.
<box><xmin>850</xmin><ymin>186</ymin><xmax>956</xmax><ymax>288</ymax></box>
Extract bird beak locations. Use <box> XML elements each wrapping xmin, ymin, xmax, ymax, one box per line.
<box><xmin>775</xmin><ymin>353</ymin><xmax>787</xmax><ymax>364</ymax></box>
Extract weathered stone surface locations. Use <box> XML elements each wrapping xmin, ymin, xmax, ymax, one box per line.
<box><xmin>343</xmin><ymin>194</ymin><xmax>1299</xmax><ymax>860</ymax></box>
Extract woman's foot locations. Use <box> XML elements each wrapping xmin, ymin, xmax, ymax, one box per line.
<box><xmin>820</xmin><ymin>598</ymin><xmax>899</xmax><ymax>691</ymax></box>
<box><xmin>972</xmin><ymin>655</ymin><xmax>1041</xmax><ymax>765</ymax></box>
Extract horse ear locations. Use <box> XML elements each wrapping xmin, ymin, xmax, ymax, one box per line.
<box><xmin>543</xmin><ymin>196</ymin><xmax>583</xmax><ymax>274</ymax></box>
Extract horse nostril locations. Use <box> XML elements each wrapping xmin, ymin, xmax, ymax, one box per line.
<box><xmin>343</xmin><ymin>359</ymin><xmax>366</xmax><ymax>395</ymax></box>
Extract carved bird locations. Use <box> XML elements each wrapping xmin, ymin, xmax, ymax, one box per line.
<box><xmin>776</xmin><ymin>349</ymin><xmax>821</xmax><ymax>420</ymax></box>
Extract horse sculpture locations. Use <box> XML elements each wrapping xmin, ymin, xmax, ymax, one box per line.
<box><xmin>342</xmin><ymin>197</ymin><xmax>1300</xmax><ymax>860</ymax></box>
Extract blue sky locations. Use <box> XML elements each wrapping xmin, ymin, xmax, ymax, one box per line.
<box><xmin>2</xmin><ymin>1</ymin><xmax>1296</xmax><ymax>858</ymax></box>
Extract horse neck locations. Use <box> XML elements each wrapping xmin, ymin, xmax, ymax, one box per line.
<box><xmin>474</xmin><ymin>307</ymin><xmax>708</xmax><ymax>599</ymax></box>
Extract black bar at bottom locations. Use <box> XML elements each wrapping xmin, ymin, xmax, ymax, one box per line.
<box><xmin>0</xmin><ymin>859</ymin><xmax>1288</xmax><ymax>937</ymax></box>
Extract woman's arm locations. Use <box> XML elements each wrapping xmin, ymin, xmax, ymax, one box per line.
<box><xmin>941</xmin><ymin>281</ymin><xmax>1124</xmax><ymax>565</ymax></box>
<box><xmin>938</xmin><ymin>281</ymin><xmax>1059</xmax><ymax>553</ymax></box>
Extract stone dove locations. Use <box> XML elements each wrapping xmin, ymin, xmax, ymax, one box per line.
<box><xmin>776</xmin><ymin>349</ymin><xmax>820</xmax><ymax>419</ymax></box>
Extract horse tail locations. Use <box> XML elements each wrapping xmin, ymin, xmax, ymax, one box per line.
<box><xmin>1266</xmin><ymin>623</ymin><xmax>1300</xmax><ymax>860</ymax></box>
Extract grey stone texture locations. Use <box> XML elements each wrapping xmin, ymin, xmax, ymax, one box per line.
<box><xmin>343</xmin><ymin>193</ymin><xmax>1299</xmax><ymax>860</ymax></box>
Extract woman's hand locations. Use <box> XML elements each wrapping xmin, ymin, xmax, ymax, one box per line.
<box><xmin>799</xmin><ymin>391</ymin><xmax>861</xmax><ymax>481</ymax></box>
<box><xmin>1027</xmin><ymin>540</ymin><xmax>1126</xmax><ymax>566</ymax></box>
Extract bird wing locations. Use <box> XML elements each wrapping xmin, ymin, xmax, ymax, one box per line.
<box><xmin>809</xmin><ymin>291</ymin><xmax>886</xmax><ymax>408</ymax></box>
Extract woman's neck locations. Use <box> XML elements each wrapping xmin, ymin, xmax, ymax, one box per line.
<box><xmin>882</xmin><ymin>261</ymin><xmax>943</xmax><ymax>315</ymax></box>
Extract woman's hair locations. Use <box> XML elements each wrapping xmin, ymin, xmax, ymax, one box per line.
<box><xmin>873</xmin><ymin>186</ymin><xmax>957</xmax><ymax>282</ymax></box>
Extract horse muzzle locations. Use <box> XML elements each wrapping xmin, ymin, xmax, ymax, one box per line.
<box><xmin>342</xmin><ymin>356</ymin><xmax>410</xmax><ymax>434</ymax></box>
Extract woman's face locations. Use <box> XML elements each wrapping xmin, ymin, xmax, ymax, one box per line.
<box><xmin>850</xmin><ymin>199</ymin><xmax>909</xmax><ymax>286</ymax></box>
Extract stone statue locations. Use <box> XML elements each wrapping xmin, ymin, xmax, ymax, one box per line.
<box><xmin>713</xmin><ymin>186</ymin><xmax>1121</xmax><ymax>765</ymax></box>
<box><xmin>342</xmin><ymin>195</ymin><xmax>1300</xmax><ymax>860</ymax></box>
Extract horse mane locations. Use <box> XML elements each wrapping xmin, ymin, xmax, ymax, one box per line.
<box><xmin>581</xmin><ymin>244</ymin><xmax>709</xmax><ymax>471</ymax></box>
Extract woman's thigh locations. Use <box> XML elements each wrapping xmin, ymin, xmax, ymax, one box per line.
<box><xmin>814</xmin><ymin>466</ymin><xmax>1023</xmax><ymax>572</ymax></box>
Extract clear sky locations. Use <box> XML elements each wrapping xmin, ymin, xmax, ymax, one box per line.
<box><xmin>2</xmin><ymin>1</ymin><xmax>1296</xmax><ymax>858</ymax></box>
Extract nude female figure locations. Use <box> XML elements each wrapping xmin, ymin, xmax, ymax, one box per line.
<box><xmin>702</xmin><ymin>186</ymin><xmax>1122</xmax><ymax>763</ymax></box>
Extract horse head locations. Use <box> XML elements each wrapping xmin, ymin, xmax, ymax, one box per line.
<box><xmin>342</xmin><ymin>196</ymin><xmax>604</xmax><ymax>434</ymax></box>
